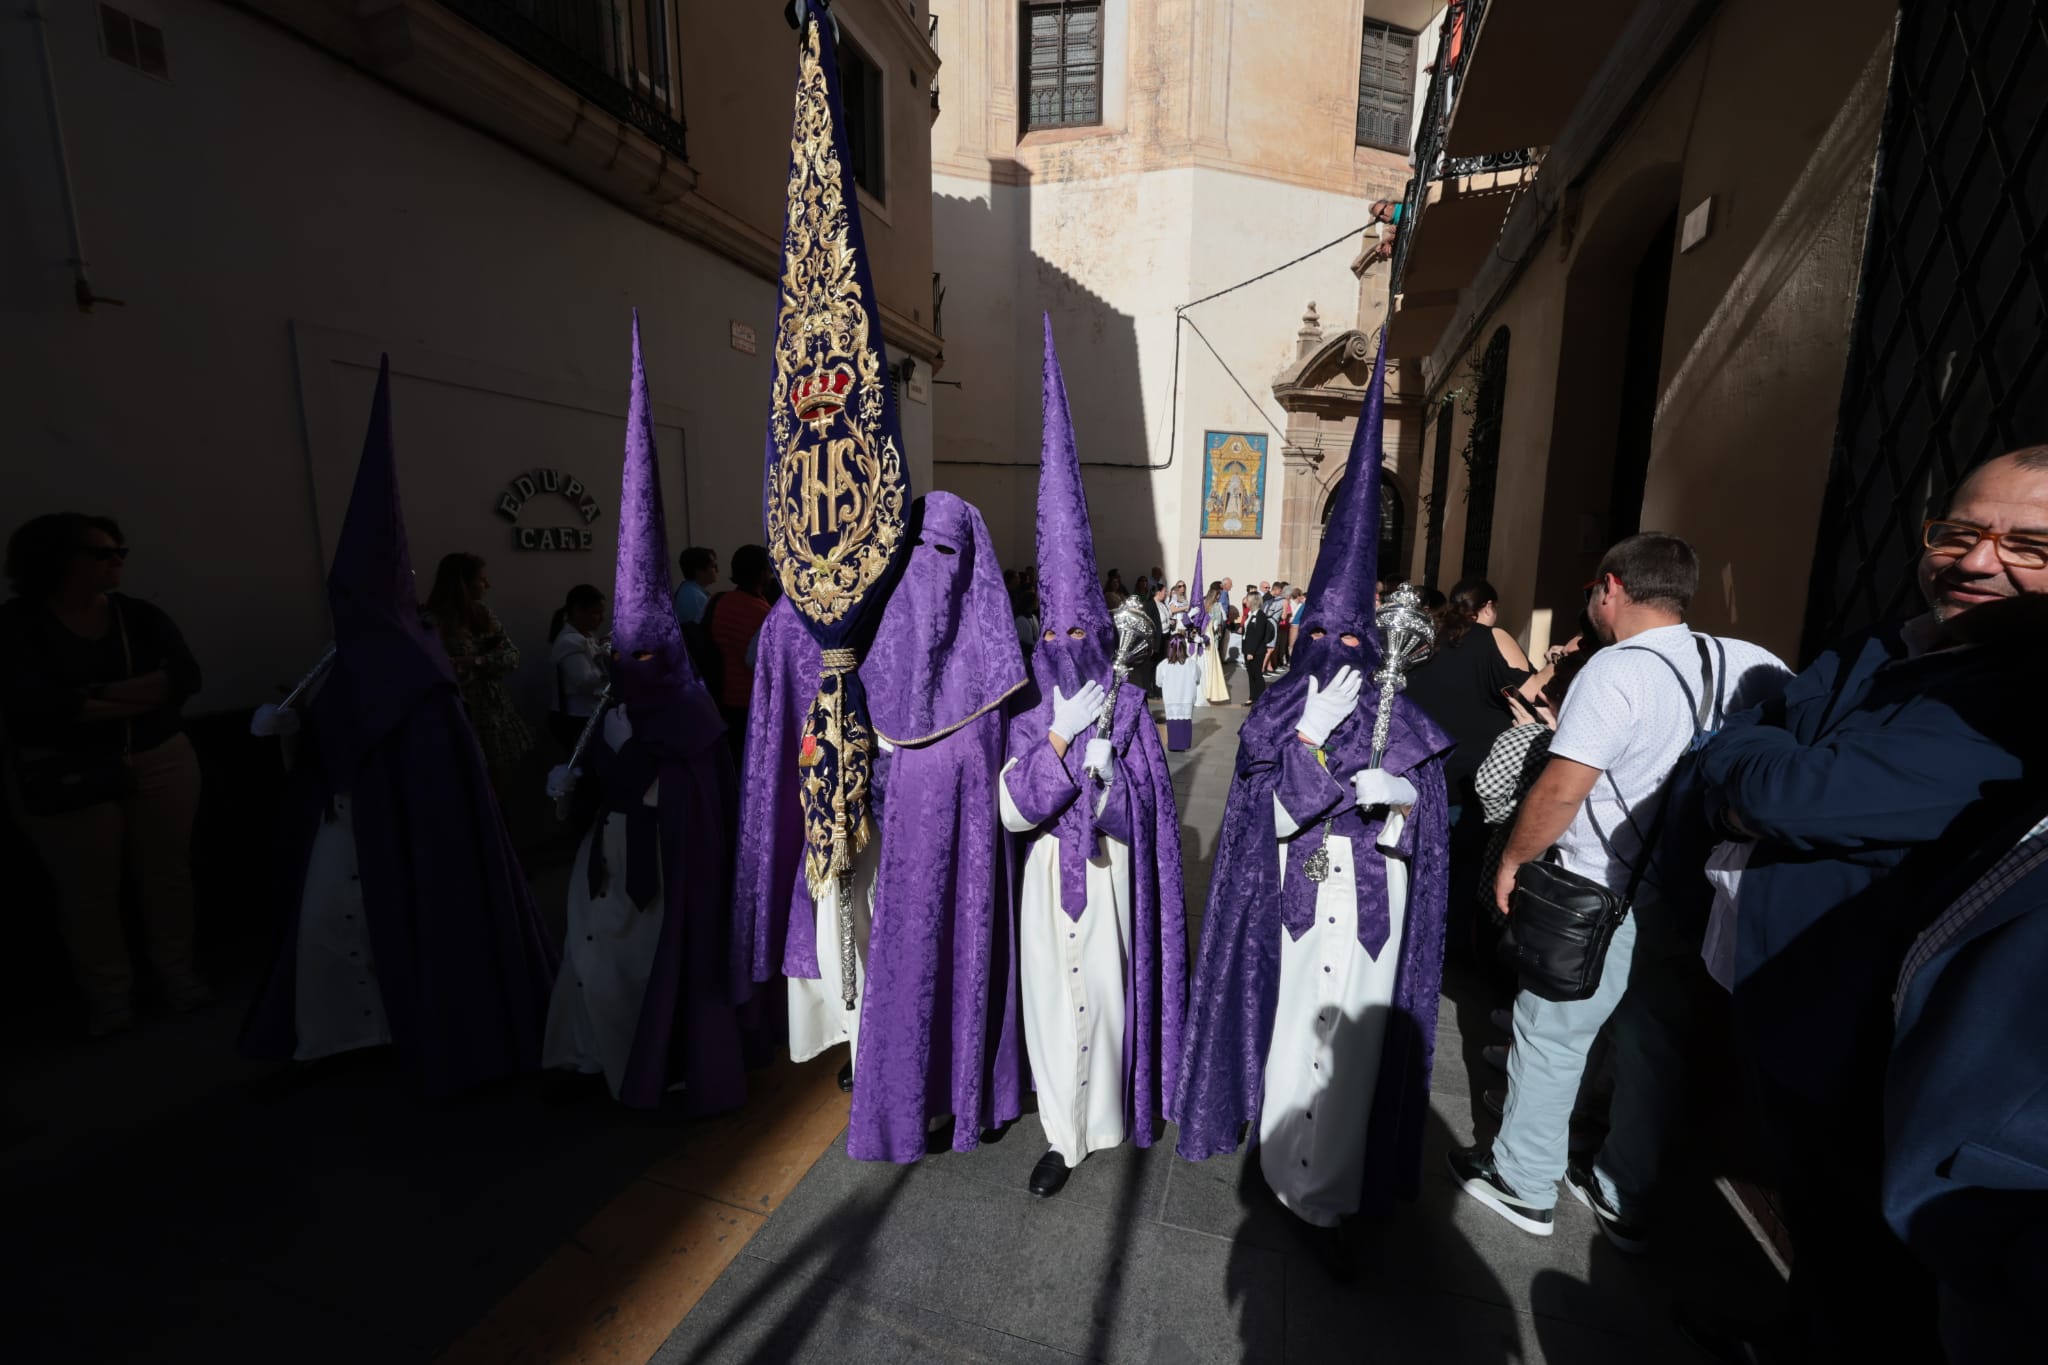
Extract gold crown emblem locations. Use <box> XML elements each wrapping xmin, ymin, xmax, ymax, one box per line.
<box><xmin>791</xmin><ymin>364</ymin><xmax>855</xmax><ymax>426</ymax></box>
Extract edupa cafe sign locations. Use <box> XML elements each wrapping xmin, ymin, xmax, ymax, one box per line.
<box><xmin>496</xmin><ymin>468</ymin><xmax>602</xmax><ymax>551</ymax></box>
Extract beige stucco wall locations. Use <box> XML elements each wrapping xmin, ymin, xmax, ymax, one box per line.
<box><xmin>1</xmin><ymin>0</ymin><xmax>937</xmax><ymax>713</ymax></box>
<box><xmin>1418</xmin><ymin>0</ymin><xmax>1894</xmax><ymax>662</ymax></box>
<box><xmin>930</xmin><ymin>0</ymin><xmax>1419</xmax><ymax>586</ymax></box>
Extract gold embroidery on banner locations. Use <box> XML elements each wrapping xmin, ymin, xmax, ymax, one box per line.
<box><xmin>767</xmin><ymin>24</ymin><xmax>907</xmax><ymax>626</ymax></box>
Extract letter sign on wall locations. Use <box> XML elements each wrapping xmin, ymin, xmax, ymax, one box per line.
<box><xmin>495</xmin><ymin>469</ymin><xmax>602</xmax><ymax>551</ymax></box>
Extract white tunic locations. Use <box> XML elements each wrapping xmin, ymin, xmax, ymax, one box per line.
<box><xmin>999</xmin><ymin>756</ymin><xmax>1133</xmax><ymax>1165</ymax></box>
<box><xmin>541</xmin><ymin>776</ymin><xmax>671</xmax><ymax>1097</ymax></box>
<box><xmin>292</xmin><ymin>795</ymin><xmax>393</xmax><ymax>1062</ymax></box>
<box><xmin>784</xmin><ymin>842</ymin><xmax>879</xmax><ymax>1068</ymax></box>
<box><xmin>1257</xmin><ymin>797</ymin><xmax>1410</xmax><ymax>1226</ymax></box>
<box><xmin>1157</xmin><ymin>657</ymin><xmax>1201</xmax><ymax>722</ymax></box>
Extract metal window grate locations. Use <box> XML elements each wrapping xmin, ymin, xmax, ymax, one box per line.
<box><xmin>840</xmin><ymin>35</ymin><xmax>886</xmax><ymax>200</ymax></box>
<box><xmin>1803</xmin><ymin>0</ymin><xmax>2048</xmax><ymax>659</ymax></box>
<box><xmin>1356</xmin><ymin>20</ymin><xmax>1417</xmax><ymax>152</ymax></box>
<box><xmin>440</xmin><ymin>0</ymin><xmax>688</xmax><ymax>160</ymax></box>
<box><xmin>1022</xmin><ymin>2</ymin><xmax>1101</xmax><ymax>131</ymax></box>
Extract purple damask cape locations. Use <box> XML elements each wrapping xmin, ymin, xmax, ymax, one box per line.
<box><xmin>735</xmin><ymin>491</ymin><xmax>1029</xmax><ymax>1162</ymax></box>
<box><xmin>1002</xmin><ymin>316</ymin><xmax>1185</xmax><ymax>1144</ymax></box>
<box><xmin>241</xmin><ymin>358</ymin><xmax>559</xmax><ymax>1096</ymax></box>
<box><xmin>1169</xmin><ymin>335</ymin><xmax>1454</xmax><ymax>1213</ymax></box>
<box><xmin>588</xmin><ymin>315</ymin><xmax>745</xmax><ymax>1113</ymax></box>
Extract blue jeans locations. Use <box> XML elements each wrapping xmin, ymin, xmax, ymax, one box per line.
<box><xmin>1491</xmin><ymin>897</ymin><xmax>1699</xmax><ymax>1215</ymax></box>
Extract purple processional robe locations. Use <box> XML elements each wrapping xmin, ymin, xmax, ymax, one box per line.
<box><xmin>241</xmin><ymin>359</ymin><xmax>558</xmax><ymax>1097</ymax></box>
<box><xmin>999</xmin><ymin>315</ymin><xmax>1185</xmax><ymax>1153</ymax></box>
<box><xmin>544</xmin><ymin>314</ymin><xmax>745</xmax><ymax>1113</ymax></box>
<box><xmin>736</xmin><ymin>492</ymin><xmax>1029</xmax><ymax>1162</ymax></box>
<box><xmin>1171</xmin><ymin>330</ymin><xmax>1454</xmax><ymax>1216</ymax></box>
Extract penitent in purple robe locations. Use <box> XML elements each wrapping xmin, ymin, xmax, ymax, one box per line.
<box><xmin>241</xmin><ymin>358</ymin><xmax>558</xmax><ymax>1097</ymax></box>
<box><xmin>735</xmin><ymin>491</ymin><xmax>1029</xmax><ymax>1162</ymax></box>
<box><xmin>1171</xmin><ymin>334</ymin><xmax>1454</xmax><ymax>1216</ymax></box>
<box><xmin>544</xmin><ymin>314</ymin><xmax>744</xmax><ymax>1113</ymax></box>
<box><xmin>1001</xmin><ymin>316</ymin><xmax>1185</xmax><ymax>1157</ymax></box>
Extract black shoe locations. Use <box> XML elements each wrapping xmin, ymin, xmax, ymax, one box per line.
<box><xmin>1564</xmin><ymin>1161</ymin><xmax>1650</xmax><ymax>1254</ymax></box>
<box><xmin>1446</xmin><ymin>1145</ymin><xmax>1554</xmax><ymax>1237</ymax></box>
<box><xmin>1029</xmin><ymin>1149</ymin><xmax>1070</xmax><ymax>1197</ymax></box>
<box><xmin>836</xmin><ymin>1061</ymin><xmax>853</xmax><ymax>1093</ymax></box>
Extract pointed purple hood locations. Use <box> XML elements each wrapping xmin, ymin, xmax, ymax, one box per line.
<box><xmin>1030</xmin><ymin>315</ymin><xmax>1114</xmax><ymax>692</ymax></box>
<box><xmin>317</xmin><ymin>356</ymin><xmax>457</xmax><ymax>786</ymax></box>
<box><xmin>1299</xmin><ymin>331</ymin><xmax>1388</xmax><ymax>643</ymax></box>
<box><xmin>611</xmin><ymin>312</ymin><xmax>722</xmax><ymax>754</ymax></box>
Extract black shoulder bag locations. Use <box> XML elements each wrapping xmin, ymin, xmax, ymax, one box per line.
<box><xmin>1503</xmin><ymin>638</ymin><xmax>1714</xmax><ymax>1002</ymax></box>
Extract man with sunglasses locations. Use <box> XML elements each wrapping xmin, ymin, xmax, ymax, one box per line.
<box><xmin>1686</xmin><ymin>447</ymin><xmax>2048</xmax><ymax>1364</ymax></box>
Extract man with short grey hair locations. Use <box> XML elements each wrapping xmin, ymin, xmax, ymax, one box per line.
<box><xmin>1449</xmin><ymin>533</ymin><xmax>1790</xmax><ymax>1248</ymax></box>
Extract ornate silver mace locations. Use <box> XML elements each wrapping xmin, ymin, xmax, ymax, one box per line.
<box><xmin>1370</xmin><ymin>583</ymin><xmax>1437</xmax><ymax>769</ymax></box>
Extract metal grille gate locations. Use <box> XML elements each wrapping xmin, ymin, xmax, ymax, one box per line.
<box><xmin>1802</xmin><ymin>0</ymin><xmax>2048</xmax><ymax>659</ymax></box>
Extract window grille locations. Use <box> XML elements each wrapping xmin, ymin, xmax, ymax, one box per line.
<box><xmin>1022</xmin><ymin>2</ymin><xmax>1102</xmax><ymax>131</ymax></box>
<box><xmin>1356</xmin><ymin>20</ymin><xmax>1416</xmax><ymax>152</ymax></box>
<box><xmin>1803</xmin><ymin>0</ymin><xmax>2048</xmax><ymax>659</ymax></box>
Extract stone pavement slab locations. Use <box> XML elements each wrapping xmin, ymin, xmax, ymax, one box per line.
<box><xmin>663</xmin><ymin>680</ymin><xmax>1787</xmax><ymax>1363</ymax></box>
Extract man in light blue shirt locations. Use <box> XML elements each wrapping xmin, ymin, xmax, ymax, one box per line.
<box><xmin>673</xmin><ymin>546</ymin><xmax>717</xmax><ymax>625</ymax></box>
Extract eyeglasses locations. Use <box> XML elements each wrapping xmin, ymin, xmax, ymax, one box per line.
<box><xmin>1922</xmin><ymin>519</ymin><xmax>2048</xmax><ymax>570</ymax></box>
<box><xmin>83</xmin><ymin>545</ymin><xmax>131</xmax><ymax>563</ymax></box>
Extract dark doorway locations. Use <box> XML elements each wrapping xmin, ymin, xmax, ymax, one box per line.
<box><xmin>1423</xmin><ymin>395</ymin><xmax>1453</xmax><ymax>586</ymax></box>
<box><xmin>1462</xmin><ymin>327</ymin><xmax>1511</xmax><ymax>580</ymax></box>
<box><xmin>1607</xmin><ymin>211</ymin><xmax>1677</xmax><ymax>543</ymax></box>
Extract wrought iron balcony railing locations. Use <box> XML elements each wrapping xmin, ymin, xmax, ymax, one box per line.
<box><xmin>439</xmin><ymin>0</ymin><xmax>688</xmax><ymax>161</ymax></box>
<box><xmin>1388</xmin><ymin>0</ymin><xmax>1537</xmax><ymax>298</ymax></box>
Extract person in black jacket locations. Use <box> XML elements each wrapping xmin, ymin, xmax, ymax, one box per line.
<box><xmin>1</xmin><ymin>513</ymin><xmax>208</xmax><ymax>1037</ymax></box>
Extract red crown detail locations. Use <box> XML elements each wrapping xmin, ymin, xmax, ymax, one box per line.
<box><xmin>791</xmin><ymin>364</ymin><xmax>855</xmax><ymax>422</ymax></box>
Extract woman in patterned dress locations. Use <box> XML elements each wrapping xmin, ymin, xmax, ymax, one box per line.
<box><xmin>427</xmin><ymin>552</ymin><xmax>532</xmax><ymax>798</ymax></box>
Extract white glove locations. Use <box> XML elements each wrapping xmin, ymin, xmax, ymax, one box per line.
<box><xmin>1295</xmin><ymin>667</ymin><xmax>1363</xmax><ymax>747</ymax></box>
<box><xmin>545</xmin><ymin>764</ymin><xmax>576</xmax><ymax>800</ymax></box>
<box><xmin>602</xmin><ymin>705</ymin><xmax>633</xmax><ymax>753</ymax></box>
<box><xmin>1353</xmin><ymin>768</ymin><xmax>1418</xmax><ymax>809</ymax></box>
<box><xmin>250</xmin><ymin>703</ymin><xmax>300</xmax><ymax>738</ymax></box>
<box><xmin>1049</xmin><ymin>681</ymin><xmax>1107</xmax><ymax>745</ymax></box>
<box><xmin>1083</xmin><ymin>737</ymin><xmax>1114</xmax><ymax>779</ymax></box>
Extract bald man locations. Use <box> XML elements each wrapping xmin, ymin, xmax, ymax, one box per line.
<box><xmin>1689</xmin><ymin>447</ymin><xmax>2048</xmax><ymax>1362</ymax></box>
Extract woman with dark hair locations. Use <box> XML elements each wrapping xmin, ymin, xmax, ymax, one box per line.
<box><xmin>0</xmin><ymin>513</ymin><xmax>208</xmax><ymax>1036</ymax></box>
<box><xmin>1200</xmin><ymin>582</ymin><xmax>1230</xmax><ymax>704</ymax></box>
<box><xmin>547</xmin><ymin>584</ymin><xmax>607</xmax><ymax>753</ymax></box>
<box><xmin>1403</xmin><ymin>578</ymin><xmax>1544</xmax><ymax>956</ymax></box>
<box><xmin>1103</xmin><ymin>569</ymin><xmax>1127</xmax><ymax>610</ymax></box>
<box><xmin>426</xmin><ymin>552</ymin><xmax>530</xmax><ymax>793</ymax></box>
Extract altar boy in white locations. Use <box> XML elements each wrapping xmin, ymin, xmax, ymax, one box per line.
<box><xmin>999</xmin><ymin>318</ymin><xmax>1188</xmax><ymax>1198</ymax></box>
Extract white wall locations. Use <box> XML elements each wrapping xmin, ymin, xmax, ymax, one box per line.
<box><xmin>931</xmin><ymin>160</ymin><xmax>1372</xmax><ymax>593</ymax></box>
<box><xmin>1</xmin><ymin>0</ymin><xmax>932</xmax><ymax>716</ymax></box>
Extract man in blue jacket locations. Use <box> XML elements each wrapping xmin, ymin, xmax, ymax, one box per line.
<box><xmin>1885</xmin><ymin>799</ymin><xmax>2048</xmax><ymax>1365</ymax></box>
<box><xmin>1693</xmin><ymin>447</ymin><xmax>2048</xmax><ymax>1362</ymax></box>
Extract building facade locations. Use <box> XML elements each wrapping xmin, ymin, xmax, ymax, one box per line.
<box><xmin>4</xmin><ymin>0</ymin><xmax>942</xmax><ymax>715</ymax></box>
<box><xmin>1384</xmin><ymin>0</ymin><xmax>2044</xmax><ymax>665</ymax></box>
<box><xmin>926</xmin><ymin>0</ymin><xmax>1438</xmax><ymax>592</ymax></box>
